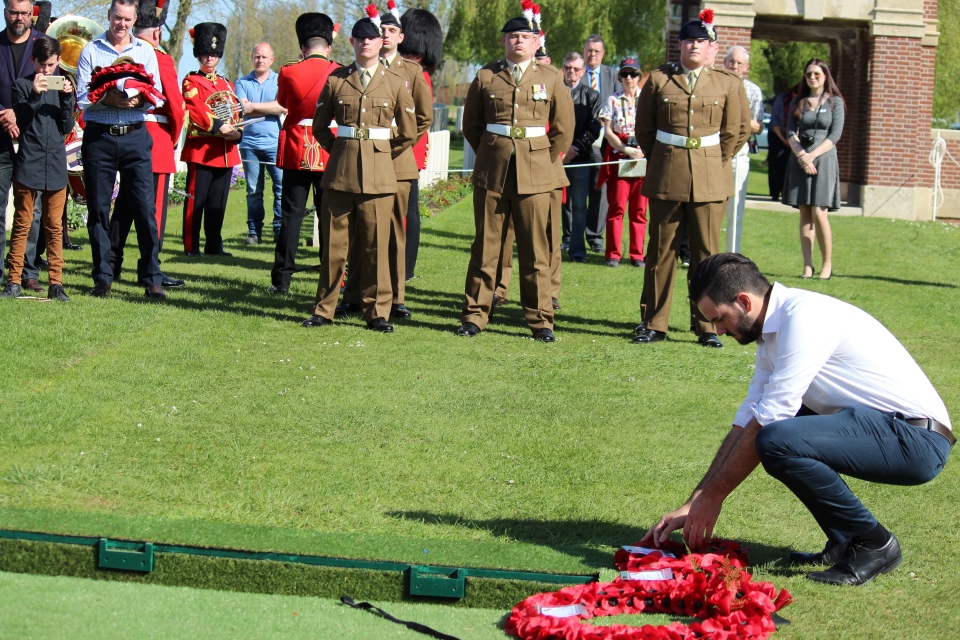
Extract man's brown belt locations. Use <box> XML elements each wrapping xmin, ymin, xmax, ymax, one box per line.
<box><xmin>905</xmin><ymin>418</ymin><xmax>955</xmax><ymax>447</ymax></box>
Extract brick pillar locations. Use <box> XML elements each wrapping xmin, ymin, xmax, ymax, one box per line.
<box><xmin>861</xmin><ymin>35</ymin><xmax>935</xmax><ymax>217</ymax></box>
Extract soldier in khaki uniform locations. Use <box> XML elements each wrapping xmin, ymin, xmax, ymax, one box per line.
<box><xmin>633</xmin><ymin>10</ymin><xmax>749</xmax><ymax>347</ymax></box>
<box><xmin>457</xmin><ymin>15</ymin><xmax>574</xmax><ymax>342</ymax></box>
<box><xmin>301</xmin><ymin>13</ymin><xmax>416</xmax><ymax>332</ymax></box>
<box><xmin>339</xmin><ymin>4</ymin><xmax>432</xmax><ymax>320</ymax></box>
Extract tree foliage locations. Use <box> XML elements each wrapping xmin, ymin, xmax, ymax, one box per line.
<box><xmin>444</xmin><ymin>0</ymin><xmax>664</xmax><ymax>70</ymax></box>
<box><xmin>749</xmin><ymin>40</ymin><xmax>830</xmax><ymax>103</ymax></box>
<box><xmin>934</xmin><ymin>0</ymin><xmax>960</xmax><ymax>122</ymax></box>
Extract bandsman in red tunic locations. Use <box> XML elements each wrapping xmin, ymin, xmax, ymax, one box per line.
<box><xmin>269</xmin><ymin>12</ymin><xmax>340</xmax><ymax>294</ymax></box>
<box><xmin>181</xmin><ymin>22</ymin><xmax>241</xmax><ymax>257</ymax></box>
<box><xmin>110</xmin><ymin>0</ymin><xmax>187</xmax><ymax>286</ymax></box>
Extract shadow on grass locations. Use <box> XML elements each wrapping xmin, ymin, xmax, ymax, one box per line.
<box><xmin>386</xmin><ymin>511</ymin><xmax>800</xmax><ymax>575</ymax></box>
<box><xmin>762</xmin><ymin>270</ymin><xmax>958</xmax><ymax>289</ymax></box>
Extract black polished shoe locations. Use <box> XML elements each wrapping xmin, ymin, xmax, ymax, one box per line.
<box><xmin>698</xmin><ymin>333</ymin><xmax>723</xmax><ymax>348</ymax></box>
<box><xmin>492</xmin><ymin>294</ymin><xmax>508</xmax><ymax>308</ymax></box>
<box><xmin>790</xmin><ymin>539</ymin><xmax>850</xmax><ymax>566</ymax></box>
<box><xmin>0</xmin><ymin>282</ymin><xmax>22</xmax><ymax>298</ymax></box>
<box><xmin>184</xmin><ymin>250</ymin><xmax>203</xmax><ymax>257</ymax></box>
<box><xmin>90</xmin><ymin>282</ymin><xmax>112</xmax><ymax>297</ymax></box>
<box><xmin>335</xmin><ymin>301</ymin><xmax>362</xmax><ymax>317</ymax></box>
<box><xmin>205</xmin><ymin>249</ymin><xmax>233</xmax><ymax>257</ymax></box>
<box><xmin>634</xmin><ymin>322</ymin><xmax>646</xmax><ymax>336</ymax></box>
<box><xmin>267</xmin><ymin>284</ymin><xmax>289</xmax><ymax>295</ymax></box>
<box><xmin>589</xmin><ymin>241</ymin><xmax>604</xmax><ymax>252</ymax></box>
<box><xmin>569</xmin><ymin>255</ymin><xmax>586</xmax><ymax>263</ymax></box>
<box><xmin>633</xmin><ymin>328</ymin><xmax>667</xmax><ymax>344</ymax></box>
<box><xmin>533</xmin><ymin>328</ymin><xmax>555</xmax><ymax>343</ymax></box>
<box><xmin>605</xmin><ymin>259</ymin><xmax>619</xmax><ymax>267</ymax></box>
<box><xmin>367</xmin><ymin>318</ymin><xmax>394</xmax><ymax>333</ymax></box>
<box><xmin>807</xmin><ymin>534</ymin><xmax>902</xmax><ymax>586</ymax></box>
<box><xmin>456</xmin><ymin>322</ymin><xmax>480</xmax><ymax>337</ymax></box>
<box><xmin>301</xmin><ymin>315</ymin><xmax>332</xmax><ymax>327</ymax></box>
<box><xmin>64</xmin><ymin>242</ymin><xmax>84</xmax><ymax>251</ymax></box>
<box><xmin>144</xmin><ymin>284</ymin><xmax>167</xmax><ymax>300</ymax></box>
<box><xmin>551</xmin><ymin>297</ymin><xmax>561</xmax><ymax>310</ymax></box>
<box><xmin>390</xmin><ymin>303</ymin><xmax>412</xmax><ymax>319</ymax></box>
<box><xmin>631</xmin><ymin>259</ymin><xmax>645</xmax><ymax>268</ymax></box>
<box><xmin>47</xmin><ymin>284</ymin><xmax>70</xmax><ymax>302</ymax></box>
<box><xmin>160</xmin><ymin>273</ymin><xmax>185</xmax><ymax>288</ymax></box>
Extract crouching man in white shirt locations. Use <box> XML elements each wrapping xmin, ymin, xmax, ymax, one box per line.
<box><xmin>641</xmin><ymin>253</ymin><xmax>953</xmax><ymax>586</ymax></box>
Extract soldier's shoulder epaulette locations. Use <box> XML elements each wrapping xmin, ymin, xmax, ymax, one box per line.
<box><xmin>653</xmin><ymin>62</ymin><xmax>679</xmax><ymax>76</ymax></box>
<box><xmin>711</xmin><ymin>66</ymin><xmax>741</xmax><ymax>81</ymax></box>
<box><xmin>480</xmin><ymin>60</ymin><xmax>505</xmax><ymax>73</ymax></box>
<box><xmin>533</xmin><ymin>61</ymin><xmax>560</xmax><ymax>78</ymax></box>
<box><xmin>330</xmin><ymin>64</ymin><xmax>355</xmax><ymax>79</ymax></box>
<box><xmin>282</xmin><ymin>59</ymin><xmax>301</xmax><ymax>67</ymax></box>
<box><xmin>394</xmin><ymin>57</ymin><xmax>423</xmax><ymax>74</ymax></box>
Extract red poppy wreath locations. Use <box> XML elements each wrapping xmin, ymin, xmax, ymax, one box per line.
<box><xmin>506</xmin><ymin>539</ymin><xmax>792</xmax><ymax>640</ymax></box>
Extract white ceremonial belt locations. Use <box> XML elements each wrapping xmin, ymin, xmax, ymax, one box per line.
<box><xmin>486</xmin><ymin>124</ymin><xmax>547</xmax><ymax>139</ymax></box>
<box><xmin>656</xmin><ymin>130</ymin><xmax>720</xmax><ymax>149</ymax></box>
<box><xmin>143</xmin><ymin>114</ymin><xmax>169</xmax><ymax>124</ymax></box>
<box><xmin>298</xmin><ymin>119</ymin><xmax>338</xmax><ymax>128</ymax></box>
<box><xmin>337</xmin><ymin>125</ymin><xmax>392</xmax><ymax>140</ymax></box>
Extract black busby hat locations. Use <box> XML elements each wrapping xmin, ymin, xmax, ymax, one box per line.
<box><xmin>135</xmin><ymin>0</ymin><xmax>168</xmax><ymax>30</ymax></box>
<box><xmin>32</xmin><ymin>1</ymin><xmax>52</xmax><ymax>32</ymax></box>
<box><xmin>380</xmin><ymin>0</ymin><xmax>401</xmax><ymax>29</ymax></box>
<box><xmin>295</xmin><ymin>12</ymin><xmax>334</xmax><ymax>47</ymax></box>
<box><xmin>353</xmin><ymin>4</ymin><xmax>382</xmax><ymax>38</ymax></box>
<box><xmin>398</xmin><ymin>8</ymin><xmax>442</xmax><ymax>72</ymax></box>
<box><xmin>192</xmin><ymin>22</ymin><xmax>227</xmax><ymax>57</ymax></box>
<box><xmin>679</xmin><ymin>8</ymin><xmax>717</xmax><ymax>42</ymax></box>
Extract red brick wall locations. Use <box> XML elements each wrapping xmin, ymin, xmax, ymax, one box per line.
<box><xmin>863</xmin><ymin>36</ymin><xmax>935</xmax><ymax>189</ymax></box>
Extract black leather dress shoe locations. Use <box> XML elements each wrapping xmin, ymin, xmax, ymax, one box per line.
<box><xmin>335</xmin><ymin>301</ymin><xmax>362</xmax><ymax>317</ymax></box>
<box><xmin>90</xmin><ymin>283</ymin><xmax>112</xmax><ymax>297</ymax></box>
<box><xmin>390</xmin><ymin>303</ymin><xmax>412</xmax><ymax>319</ymax></box>
<box><xmin>301</xmin><ymin>315</ymin><xmax>332</xmax><ymax>327</ymax></box>
<box><xmin>47</xmin><ymin>284</ymin><xmax>70</xmax><ymax>302</ymax></box>
<box><xmin>456</xmin><ymin>322</ymin><xmax>480</xmax><ymax>337</ymax></box>
<box><xmin>790</xmin><ymin>539</ymin><xmax>849</xmax><ymax>566</ymax></box>
<box><xmin>184</xmin><ymin>250</ymin><xmax>203</xmax><ymax>257</ymax></box>
<box><xmin>551</xmin><ymin>297</ymin><xmax>561</xmax><ymax>310</ymax></box>
<box><xmin>64</xmin><ymin>242</ymin><xmax>84</xmax><ymax>251</ymax></box>
<box><xmin>807</xmin><ymin>534</ymin><xmax>902</xmax><ymax>586</ymax></box>
<box><xmin>367</xmin><ymin>318</ymin><xmax>394</xmax><ymax>333</ymax></box>
<box><xmin>698</xmin><ymin>333</ymin><xmax>723</xmax><ymax>348</ymax></box>
<box><xmin>0</xmin><ymin>282</ymin><xmax>22</xmax><ymax>298</ymax></box>
<box><xmin>533</xmin><ymin>328</ymin><xmax>555</xmax><ymax>342</ymax></box>
<box><xmin>160</xmin><ymin>273</ymin><xmax>185</xmax><ymax>288</ymax></box>
<box><xmin>492</xmin><ymin>294</ymin><xmax>507</xmax><ymax>307</ymax></box>
<box><xmin>632</xmin><ymin>328</ymin><xmax>667</xmax><ymax>344</ymax></box>
<box><xmin>144</xmin><ymin>284</ymin><xmax>167</xmax><ymax>300</ymax></box>
<box><xmin>205</xmin><ymin>249</ymin><xmax>234</xmax><ymax>257</ymax></box>
<box><xmin>267</xmin><ymin>284</ymin><xmax>289</xmax><ymax>295</ymax></box>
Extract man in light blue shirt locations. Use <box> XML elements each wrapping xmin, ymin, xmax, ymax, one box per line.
<box><xmin>234</xmin><ymin>41</ymin><xmax>285</xmax><ymax>244</ymax></box>
<box><xmin>77</xmin><ymin>0</ymin><xmax>166</xmax><ymax>298</ymax></box>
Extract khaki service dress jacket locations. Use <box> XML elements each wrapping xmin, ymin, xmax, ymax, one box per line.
<box><xmin>636</xmin><ymin>62</ymin><xmax>748</xmax><ymax>203</ymax></box>
<box><xmin>312</xmin><ymin>62</ymin><xmax>417</xmax><ymax>194</ymax></box>
<box><xmin>462</xmin><ymin>59</ymin><xmax>574</xmax><ymax>195</ymax></box>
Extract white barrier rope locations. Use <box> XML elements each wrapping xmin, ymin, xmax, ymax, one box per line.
<box><xmin>235</xmin><ymin>158</ymin><xmax>629</xmax><ymax>172</ymax></box>
<box><xmin>928</xmin><ymin>133</ymin><xmax>960</xmax><ymax>223</ymax></box>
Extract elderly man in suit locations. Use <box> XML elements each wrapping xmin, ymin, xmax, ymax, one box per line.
<box><xmin>578</xmin><ymin>34</ymin><xmax>620</xmax><ymax>253</ymax></box>
<box><xmin>456</xmin><ymin>13</ymin><xmax>573</xmax><ymax>343</ymax></box>
<box><xmin>300</xmin><ymin>12</ymin><xmax>416</xmax><ymax>333</ymax></box>
<box><xmin>0</xmin><ymin>0</ymin><xmax>46</xmax><ymax>293</ymax></box>
<box><xmin>632</xmin><ymin>10</ymin><xmax>749</xmax><ymax>348</ymax></box>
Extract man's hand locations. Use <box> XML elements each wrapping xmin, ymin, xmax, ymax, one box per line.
<box><xmin>683</xmin><ymin>493</ymin><xmax>723</xmax><ymax>550</ymax></box>
<box><xmin>100</xmin><ymin>89</ymin><xmax>139</xmax><ymax>108</ymax></box>
<box><xmin>563</xmin><ymin>145</ymin><xmax>579</xmax><ymax>164</ymax></box>
<box><xmin>240</xmin><ymin>98</ymin><xmax>254</xmax><ymax>114</ymax></box>
<box><xmin>32</xmin><ymin>74</ymin><xmax>49</xmax><ymax>94</ymax></box>
<box><xmin>219</xmin><ymin>123</ymin><xmax>241</xmax><ymax>140</ymax></box>
<box><xmin>0</xmin><ymin>109</ymin><xmax>19</xmax><ymax>137</ymax></box>
<box><xmin>640</xmin><ymin>503</ymin><xmax>691</xmax><ymax>548</ymax></box>
<box><xmin>61</xmin><ymin>77</ymin><xmax>74</xmax><ymax>94</ymax></box>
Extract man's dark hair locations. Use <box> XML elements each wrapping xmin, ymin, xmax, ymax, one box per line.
<box><xmin>689</xmin><ymin>253</ymin><xmax>771</xmax><ymax>305</ymax></box>
<box><xmin>584</xmin><ymin>34</ymin><xmax>605</xmax><ymax>48</ymax></box>
<box><xmin>109</xmin><ymin>0</ymin><xmax>139</xmax><ymax>14</ymax></box>
<box><xmin>31</xmin><ymin>35</ymin><xmax>60</xmax><ymax>61</ymax></box>
<box><xmin>303</xmin><ymin>36</ymin><xmax>330</xmax><ymax>50</ymax></box>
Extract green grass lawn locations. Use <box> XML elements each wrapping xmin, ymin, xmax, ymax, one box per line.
<box><xmin>1</xmin><ymin>192</ymin><xmax>959</xmax><ymax>638</ymax></box>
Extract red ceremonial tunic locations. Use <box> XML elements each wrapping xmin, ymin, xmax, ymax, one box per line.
<box><xmin>148</xmin><ymin>49</ymin><xmax>185</xmax><ymax>174</ymax></box>
<box><xmin>276</xmin><ymin>54</ymin><xmax>339</xmax><ymax>171</ymax></box>
<box><xmin>180</xmin><ymin>70</ymin><xmax>241</xmax><ymax>167</ymax></box>
<box><xmin>411</xmin><ymin>70</ymin><xmax>433</xmax><ymax>171</ymax></box>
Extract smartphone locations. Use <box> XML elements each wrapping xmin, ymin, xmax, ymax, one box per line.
<box><xmin>45</xmin><ymin>75</ymin><xmax>65</xmax><ymax>91</ymax></box>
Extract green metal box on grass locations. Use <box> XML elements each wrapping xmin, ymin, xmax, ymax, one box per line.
<box><xmin>97</xmin><ymin>538</ymin><xmax>154</xmax><ymax>572</ymax></box>
<box><xmin>408</xmin><ymin>566</ymin><xmax>466</xmax><ymax>599</ymax></box>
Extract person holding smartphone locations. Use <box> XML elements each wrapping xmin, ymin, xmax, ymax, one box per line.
<box><xmin>0</xmin><ymin>36</ymin><xmax>74</xmax><ymax>301</ymax></box>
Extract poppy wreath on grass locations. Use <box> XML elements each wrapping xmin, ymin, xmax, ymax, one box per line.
<box><xmin>506</xmin><ymin>539</ymin><xmax>792</xmax><ymax>640</ymax></box>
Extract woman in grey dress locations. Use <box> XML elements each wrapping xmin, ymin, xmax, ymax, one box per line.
<box><xmin>782</xmin><ymin>59</ymin><xmax>844</xmax><ymax>280</ymax></box>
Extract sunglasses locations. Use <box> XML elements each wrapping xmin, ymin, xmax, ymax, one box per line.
<box><xmin>620</xmin><ymin>71</ymin><xmax>640</xmax><ymax>78</ymax></box>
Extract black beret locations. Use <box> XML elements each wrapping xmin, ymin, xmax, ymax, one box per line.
<box><xmin>193</xmin><ymin>22</ymin><xmax>227</xmax><ymax>58</ymax></box>
<box><xmin>295</xmin><ymin>13</ymin><xmax>334</xmax><ymax>47</ymax></box>
<box><xmin>501</xmin><ymin>16</ymin><xmax>536</xmax><ymax>33</ymax></box>
<box><xmin>380</xmin><ymin>11</ymin><xmax>400</xmax><ymax>29</ymax></box>
<box><xmin>352</xmin><ymin>17</ymin><xmax>382</xmax><ymax>39</ymax></box>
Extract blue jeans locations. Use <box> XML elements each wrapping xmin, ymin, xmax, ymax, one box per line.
<box><xmin>756</xmin><ymin>407</ymin><xmax>951</xmax><ymax>543</ymax></box>
<box><xmin>565</xmin><ymin>165</ymin><xmax>591</xmax><ymax>259</ymax></box>
<box><xmin>241</xmin><ymin>147</ymin><xmax>282</xmax><ymax>239</ymax></box>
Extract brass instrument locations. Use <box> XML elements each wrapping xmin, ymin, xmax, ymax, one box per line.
<box><xmin>46</xmin><ymin>15</ymin><xmax>105</xmax><ymax>75</ymax></box>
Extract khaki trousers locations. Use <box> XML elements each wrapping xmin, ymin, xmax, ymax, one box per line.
<box><xmin>312</xmin><ymin>189</ymin><xmax>393</xmax><ymax>323</ymax></box>
<box><xmin>494</xmin><ymin>187</ymin><xmax>563</xmax><ymax>301</ymax></box>
<box><xmin>463</xmin><ymin>173</ymin><xmax>554</xmax><ymax>331</ymax></box>
<box><xmin>640</xmin><ymin>198</ymin><xmax>725</xmax><ymax>334</ymax></box>
<box><xmin>6</xmin><ymin>183</ymin><xmax>67</xmax><ymax>285</ymax></box>
<box><xmin>343</xmin><ymin>180</ymin><xmax>411</xmax><ymax>306</ymax></box>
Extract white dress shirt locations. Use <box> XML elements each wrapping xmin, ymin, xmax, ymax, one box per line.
<box><xmin>734</xmin><ymin>283</ymin><xmax>952</xmax><ymax>430</ymax></box>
